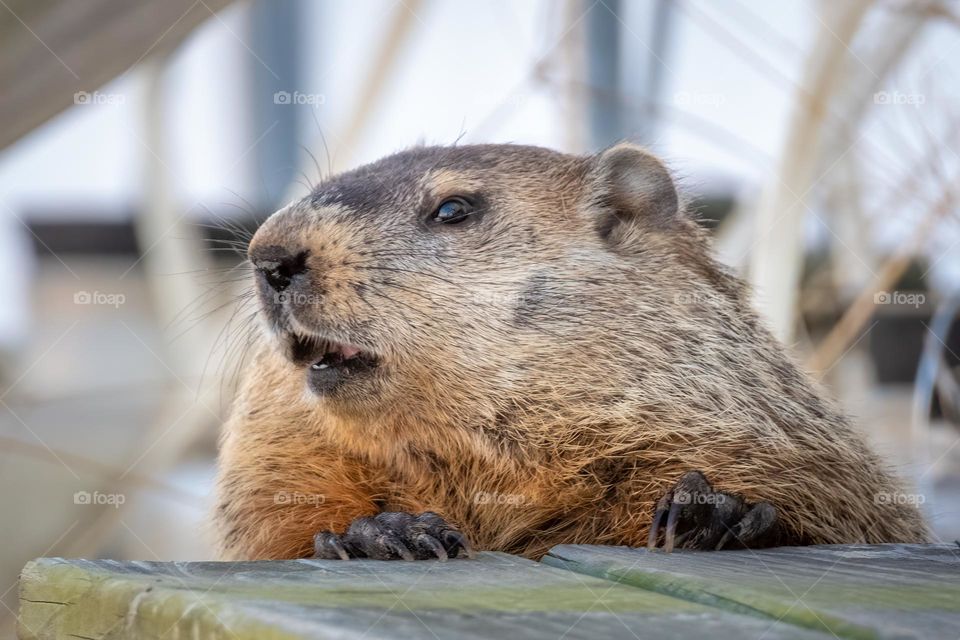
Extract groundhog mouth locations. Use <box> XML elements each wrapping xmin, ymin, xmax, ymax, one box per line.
<box><xmin>284</xmin><ymin>329</ymin><xmax>381</xmax><ymax>395</ymax></box>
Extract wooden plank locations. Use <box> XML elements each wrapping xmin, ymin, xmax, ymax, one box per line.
<box><xmin>543</xmin><ymin>543</ymin><xmax>960</xmax><ymax>640</ymax></box>
<box><xmin>18</xmin><ymin>553</ymin><xmax>828</xmax><ymax>639</ymax></box>
<box><xmin>0</xmin><ymin>0</ymin><xmax>239</xmax><ymax>150</ymax></box>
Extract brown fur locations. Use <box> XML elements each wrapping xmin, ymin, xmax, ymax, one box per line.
<box><xmin>215</xmin><ymin>143</ymin><xmax>927</xmax><ymax>560</ymax></box>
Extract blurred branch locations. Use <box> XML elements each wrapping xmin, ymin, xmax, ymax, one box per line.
<box><xmin>937</xmin><ymin>365</ymin><xmax>960</xmax><ymax>428</ymax></box>
<box><xmin>807</xmin><ymin>176</ymin><xmax>958</xmax><ymax>373</ymax></box>
<box><xmin>678</xmin><ymin>0</ymin><xmax>911</xmax><ymax>179</ymax></box>
<box><xmin>886</xmin><ymin>0</ymin><xmax>960</xmax><ymax>25</ymax></box>
<box><xmin>0</xmin><ymin>434</ymin><xmax>204</xmax><ymax>508</ymax></box>
<box><xmin>808</xmin><ymin>98</ymin><xmax>960</xmax><ymax>373</ymax></box>
<box><xmin>465</xmin><ymin>1</ymin><xmax>588</xmax><ymax>142</ymax></box>
<box><xmin>56</xmin><ymin>54</ymin><xmax>225</xmax><ymax>560</ymax></box>
<box><xmin>747</xmin><ymin>0</ymin><xmax>873</xmax><ymax>341</ymax></box>
<box><xmin>327</xmin><ymin>0</ymin><xmax>426</xmax><ymax>172</ymax></box>
<box><xmin>820</xmin><ymin>6</ymin><xmax>926</xmax><ymax>293</ymax></box>
<box><xmin>538</xmin><ymin>73</ymin><xmax>773</xmax><ymax>166</ymax></box>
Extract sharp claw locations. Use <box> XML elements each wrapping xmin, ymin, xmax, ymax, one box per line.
<box><xmin>672</xmin><ymin>530</ymin><xmax>693</xmax><ymax>547</ymax></box>
<box><xmin>313</xmin><ymin>532</ymin><xmax>351</xmax><ymax>561</ymax></box>
<box><xmin>417</xmin><ymin>534</ymin><xmax>448</xmax><ymax>561</ymax></box>
<box><xmin>329</xmin><ymin>512</ymin><xmax>479</xmax><ymax>562</ymax></box>
<box><xmin>442</xmin><ymin>530</ymin><xmax>475</xmax><ymax>559</ymax></box>
<box><xmin>663</xmin><ymin>500</ymin><xmax>682</xmax><ymax>553</ymax></box>
<box><xmin>647</xmin><ymin>507</ymin><xmax>667</xmax><ymax>550</ymax></box>
<box><xmin>716</xmin><ymin>527</ymin><xmax>736</xmax><ymax>551</ymax></box>
<box><xmin>383</xmin><ymin>537</ymin><xmax>415</xmax><ymax>562</ymax></box>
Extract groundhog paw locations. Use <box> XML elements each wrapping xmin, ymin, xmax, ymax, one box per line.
<box><xmin>313</xmin><ymin>511</ymin><xmax>475</xmax><ymax>561</ymax></box>
<box><xmin>647</xmin><ymin>470</ymin><xmax>777</xmax><ymax>552</ymax></box>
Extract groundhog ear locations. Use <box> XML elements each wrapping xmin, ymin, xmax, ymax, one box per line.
<box><xmin>588</xmin><ymin>143</ymin><xmax>680</xmax><ymax>242</ymax></box>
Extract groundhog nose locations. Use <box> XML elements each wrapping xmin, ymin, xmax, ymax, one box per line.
<box><xmin>250</xmin><ymin>246</ymin><xmax>309</xmax><ymax>292</ymax></box>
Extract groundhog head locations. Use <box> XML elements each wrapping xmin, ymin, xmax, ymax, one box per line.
<box><xmin>247</xmin><ymin>143</ymin><xmax>718</xmax><ymax>423</ymax></box>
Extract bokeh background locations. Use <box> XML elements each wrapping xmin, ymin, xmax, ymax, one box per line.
<box><xmin>2</xmin><ymin>0</ymin><xmax>960</xmax><ymax>635</ymax></box>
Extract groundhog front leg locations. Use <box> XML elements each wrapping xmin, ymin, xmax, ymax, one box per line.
<box><xmin>647</xmin><ymin>470</ymin><xmax>778</xmax><ymax>552</ymax></box>
<box><xmin>218</xmin><ymin>445</ymin><xmax>476</xmax><ymax>560</ymax></box>
<box><xmin>314</xmin><ymin>511</ymin><xmax>474</xmax><ymax>561</ymax></box>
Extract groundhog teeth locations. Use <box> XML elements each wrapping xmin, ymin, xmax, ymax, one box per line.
<box><xmin>308</xmin><ymin>342</ymin><xmax>369</xmax><ymax>372</ymax></box>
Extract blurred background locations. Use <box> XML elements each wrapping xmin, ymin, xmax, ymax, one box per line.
<box><xmin>2</xmin><ymin>0</ymin><xmax>960</xmax><ymax>635</ymax></box>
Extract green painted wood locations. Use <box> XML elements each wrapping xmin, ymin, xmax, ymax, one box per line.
<box><xmin>543</xmin><ymin>543</ymin><xmax>960</xmax><ymax>640</ymax></box>
<box><xmin>18</xmin><ymin>553</ymin><xmax>828</xmax><ymax>639</ymax></box>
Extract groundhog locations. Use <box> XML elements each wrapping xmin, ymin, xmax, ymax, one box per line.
<box><xmin>214</xmin><ymin>142</ymin><xmax>928</xmax><ymax>561</ymax></box>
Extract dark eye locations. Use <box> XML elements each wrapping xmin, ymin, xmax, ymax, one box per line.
<box><xmin>432</xmin><ymin>198</ymin><xmax>473</xmax><ymax>224</ymax></box>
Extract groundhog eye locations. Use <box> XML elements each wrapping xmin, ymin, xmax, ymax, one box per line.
<box><xmin>432</xmin><ymin>198</ymin><xmax>473</xmax><ymax>225</ymax></box>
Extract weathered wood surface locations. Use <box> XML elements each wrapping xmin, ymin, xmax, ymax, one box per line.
<box><xmin>543</xmin><ymin>543</ymin><xmax>960</xmax><ymax>640</ymax></box>
<box><xmin>18</xmin><ymin>552</ymin><xmax>827</xmax><ymax>639</ymax></box>
<box><xmin>0</xmin><ymin>0</ymin><xmax>240</xmax><ymax>150</ymax></box>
